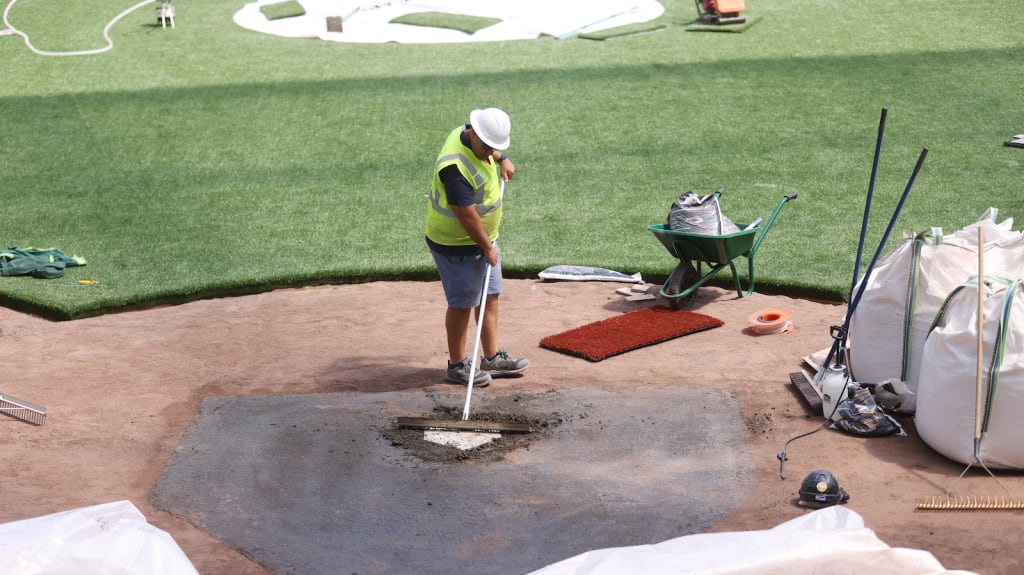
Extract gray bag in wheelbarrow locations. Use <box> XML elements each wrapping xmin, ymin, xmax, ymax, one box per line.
<box><xmin>846</xmin><ymin>209</ymin><xmax>1024</xmax><ymax>413</ymax></box>
<box><xmin>667</xmin><ymin>192</ymin><xmax>740</xmax><ymax>235</ymax></box>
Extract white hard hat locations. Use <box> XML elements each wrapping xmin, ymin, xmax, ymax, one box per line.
<box><xmin>469</xmin><ymin>108</ymin><xmax>511</xmax><ymax>151</ymax></box>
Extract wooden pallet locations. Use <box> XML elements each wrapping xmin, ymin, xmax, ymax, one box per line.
<box><xmin>789</xmin><ymin>371</ymin><xmax>822</xmax><ymax>412</ymax></box>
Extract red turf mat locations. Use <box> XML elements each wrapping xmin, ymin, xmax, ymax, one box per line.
<box><xmin>539</xmin><ymin>305</ymin><xmax>724</xmax><ymax>362</ymax></box>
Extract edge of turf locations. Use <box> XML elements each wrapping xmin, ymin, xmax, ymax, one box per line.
<box><xmin>1</xmin><ymin>270</ymin><xmax>844</xmax><ymax>322</ymax></box>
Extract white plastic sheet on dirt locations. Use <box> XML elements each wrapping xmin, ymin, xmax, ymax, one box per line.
<box><xmin>0</xmin><ymin>500</ymin><xmax>199</xmax><ymax>575</ymax></box>
<box><xmin>234</xmin><ymin>0</ymin><xmax>664</xmax><ymax>43</ymax></box>
<box><xmin>527</xmin><ymin>507</ymin><xmax>975</xmax><ymax>575</ymax></box>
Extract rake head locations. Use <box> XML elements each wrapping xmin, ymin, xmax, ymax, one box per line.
<box><xmin>0</xmin><ymin>392</ymin><xmax>47</xmax><ymax>426</ymax></box>
<box><xmin>916</xmin><ymin>495</ymin><xmax>1024</xmax><ymax>511</ymax></box>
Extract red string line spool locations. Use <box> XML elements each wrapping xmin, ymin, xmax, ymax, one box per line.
<box><xmin>747</xmin><ymin>308</ymin><xmax>792</xmax><ymax>335</ymax></box>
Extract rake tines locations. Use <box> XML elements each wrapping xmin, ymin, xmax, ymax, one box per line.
<box><xmin>915</xmin><ymin>451</ymin><xmax>1024</xmax><ymax>512</ymax></box>
<box><xmin>915</xmin><ymin>455</ymin><xmax>1024</xmax><ymax>512</ymax></box>
<box><xmin>0</xmin><ymin>392</ymin><xmax>47</xmax><ymax>426</ymax></box>
<box><xmin>916</xmin><ymin>495</ymin><xmax>1024</xmax><ymax>511</ymax></box>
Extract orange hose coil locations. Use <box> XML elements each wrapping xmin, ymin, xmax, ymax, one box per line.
<box><xmin>747</xmin><ymin>308</ymin><xmax>792</xmax><ymax>335</ymax></box>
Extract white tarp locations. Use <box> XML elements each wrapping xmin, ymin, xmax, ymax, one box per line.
<box><xmin>527</xmin><ymin>506</ymin><xmax>975</xmax><ymax>575</ymax></box>
<box><xmin>234</xmin><ymin>0</ymin><xmax>665</xmax><ymax>43</ymax></box>
<box><xmin>0</xmin><ymin>500</ymin><xmax>200</xmax><ymax>575</ymax></box>
<box><xmin>538</xmin><ymin>265</ymin><xmax>643</xmax><ymax>283</ymax></box>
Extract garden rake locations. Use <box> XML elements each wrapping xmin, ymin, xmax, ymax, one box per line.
<box><xmin>916</xmin><ymin>227</ymin><xmax>1024</xmax><ymax>511</ymax></box>
<box><xmin>0</xmin><ymin>391</ymin><xmax>47</xmax><ymax>425</ymax></box>
<box><xmin>395</xmin><ymin>260</ymin><xmax>531</xmax><ymax>435</ymax></box>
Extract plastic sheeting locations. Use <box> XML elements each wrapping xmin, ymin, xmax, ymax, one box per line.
<box><xmin>0</xmin><ymin>500</ymin><xmax>200</xmax><ymax>575</ymax></box>
<box><xmin>234</xmin><ymin>0</ymin><xmax>665</xmax><ymax>44</ymax></box>
<box><xmin>538</xmin><ymin>265</ymin><xmax>643</xmax><ymax>283</ymax></box>
<box><xmin>527</xmin><ymin>507</ymin><xmax>975</xmax><ymax>575</ymax></box>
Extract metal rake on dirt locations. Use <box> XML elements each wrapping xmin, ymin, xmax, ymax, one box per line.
<box><xmin>915</xmin><ymin>228</ymin><xmax>1024</xmax><ymax>512</ymax></box>
<box><xmin>916</xmin><ymin>494</ymin><xmax>1024</xmax><ymax>511</ymax></box>
<box><xmin>0</xmin><ymin>392</ymin><xmax>47</xmax><ymax>426</ymax></box>
<box><xmin>916</xmin><ymin>449</ymin><xmax>1024</xmax><ymax>511</ymax></box>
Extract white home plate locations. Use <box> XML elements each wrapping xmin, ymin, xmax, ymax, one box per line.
<box><xmin>424</xmin><ymin>430</ymin><xmax>501</xmax><ymax>450</ymax></box>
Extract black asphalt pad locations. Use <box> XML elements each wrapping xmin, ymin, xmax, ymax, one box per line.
<box><xmin>151</xmin><ymin>387</ymin><xmax>756</xmax><ymax>575</ymax></box>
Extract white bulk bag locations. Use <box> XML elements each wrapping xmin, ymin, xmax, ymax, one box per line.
<box><xmin>847</xmin><ymin>212</ymin><xmax>1024</xmax><ymax>406</ymax></box>
<box><xmin>915</xmin><ymin>277</ymin><xmax>1024</xmax><ymax>469</ymax></box>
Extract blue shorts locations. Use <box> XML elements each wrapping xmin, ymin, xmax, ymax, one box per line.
<box><xmin>430</xmin><ymin>245</ymin><xmax>503</xmax><ymax>308</ymax></box>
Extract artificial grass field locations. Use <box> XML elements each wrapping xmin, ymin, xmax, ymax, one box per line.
<box><xmin>1</xmin><ymin>0</ymin><xmax>1022</xmax><ymax>319</ymax></box>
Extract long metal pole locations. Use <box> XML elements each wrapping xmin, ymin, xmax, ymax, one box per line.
<box><xmin>462</xmin><ymin>263</ymin><xmax>490</xmax><ymax>421</ymax></box>
<box><xmin>462</xmin><ymin>178</ymin><xmax>504</xmax><ymax>421</ymax></box>
<box><xmin>822</xmin><ymin>146</ymin><xmax>927</xmax><ymax>372</ymax></box>
<box><xmin>852</xmin><ymin>107</ymin><xmax>888</xmax><ymax>296</ymax></box>
<box><xmin>822</xmin><ymin>108</ymin><xmax>887</xmax><ymax>370</ymax></box>
<box><xmin>846</xmin><ymin>148</ymin><xmax>928</xmax><ymax>318</ymax></box>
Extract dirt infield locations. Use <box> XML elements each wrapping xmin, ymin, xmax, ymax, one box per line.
<box><xmin>1</xmin><ymin>280</ymin><xmax>1021</xmax><ymax>574</ymax></box>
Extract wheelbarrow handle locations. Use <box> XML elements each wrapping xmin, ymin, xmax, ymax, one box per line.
<box><xmin>748</xmin><ymin>191</ymin><xmax>798</xmax><ymax>259</ymax></box>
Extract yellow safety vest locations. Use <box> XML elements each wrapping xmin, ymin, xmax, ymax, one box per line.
<box><xmin>425</xmin><ymin>126</ymin><xmax>502</xmax><ymax>246</ymax></box>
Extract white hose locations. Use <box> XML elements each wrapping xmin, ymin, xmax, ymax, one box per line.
<box><xmin>2</xmin><ymin>0</ymin><xmax>156</xmax><ymax>57</ymax></box>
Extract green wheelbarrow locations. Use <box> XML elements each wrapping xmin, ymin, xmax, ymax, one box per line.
<box><xmin>648</xmin><ymin>192</ymin><xmax>797</xmax><ymax>308</ymax></box>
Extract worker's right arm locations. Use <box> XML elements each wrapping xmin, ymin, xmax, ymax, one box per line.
<box><xmin>440</xmin><ymin>165</ymin><xmax>499</xmax><ymax>266</ymax></box>
<box><xmin>451</xmin><ymin>205</ymin><xmax>499</xmax><ymax>266</ymax></box>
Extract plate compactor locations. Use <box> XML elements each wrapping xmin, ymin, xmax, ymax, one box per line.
<box><xmin>694</xmin><ymin>0</ymin><xmax>746</xmax><ymax>25</ymax></box>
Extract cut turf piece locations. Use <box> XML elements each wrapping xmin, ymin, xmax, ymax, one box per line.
<box><xmin>539</xmin><ymin>305</ymin><xmax>723</xmax><ymax>361</ymax></box>
<box><xmin>579</xmin><ymin>22</ymin><xmax>666</xmax><ymax>41</ymax></box>
<box><xmin>260</xmin><ymin>0</ymin><xmax>305</xmax><ymax>21</ymax></box>
<box><xmin>685</xmin><ymin>14</ymin><xmax>762</xmax><ymax>33</ymax></box>
<box><xmin>389</xmin><ymin>12</ymin><xmax>502</xmax><ymax>34</ymax></box>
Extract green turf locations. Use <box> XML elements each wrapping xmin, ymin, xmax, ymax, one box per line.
<box><xmin>389</xmin><ymin>12</ymin><xmax>501</xmax><ymax>34</ymax></box>
<box><xmin>0</xmin><ymin>0</ymin><xmax>1022</xmax><ymax>320</ymax></box>
<box><xmin>260</xmin><ymin>1</ymin><xmax>305</xmax><ymax>21</ymax></box>
<box><xmin>685</xmin><ymin>14</ymin><xmax>762</xmax><ymax>33</ymax></box>
<box><xmin>579</xmin><ymin>22</ymin><xmax>667</xmax><ymax>41</ymax></box>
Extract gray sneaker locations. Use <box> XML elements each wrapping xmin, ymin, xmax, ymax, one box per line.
<box><xmin>445</xmin><ymin>359</ymin><xmax>491</xmax><ymax>387</ymax></box>
<box><xmin>480</xmin><ymin>349</ymin><xmax>529</xmax><ymax>377</ymax></box>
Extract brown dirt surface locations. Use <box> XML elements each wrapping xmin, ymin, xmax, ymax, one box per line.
<box><xmin>1</xmin><ymin>279</ymin><xmax>1022</xmax><ymax>574</ymax></box>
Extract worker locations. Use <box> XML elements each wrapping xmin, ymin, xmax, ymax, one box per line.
<box><xmin>425</xmin><ymin>108</ymin><xmax>530</xmax><ymax>387</ymax></box>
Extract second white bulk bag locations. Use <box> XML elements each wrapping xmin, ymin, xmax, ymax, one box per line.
<box><xmin>915</xmin><ymin>277</ymin><xmax>1024</xmax><ymax>469</ymax></box>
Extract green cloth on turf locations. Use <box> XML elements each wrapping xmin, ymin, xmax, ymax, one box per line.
<box><xmin>260</xmin><ymin>1</ymin><xmax>305</xmax><ymax>21</ymax></box>
<box><xmin>579</xmin><ymin>22</ymin><xmax>666</xmax><ymax>41</ymax></box>
<box><xmin>389</xmin><ymin>12</ymin><xmax>501</xmax><ymax>34</ymax></box>
<box><xmin>1</xmin><ymin>247</ymin><xmax>87</xmax><ymax>279</ymax></box>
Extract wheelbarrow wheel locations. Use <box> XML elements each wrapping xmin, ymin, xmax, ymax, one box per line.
<box><xmin>666</xmin><ymin>261</ymin><xmax>700</xmax><ymax>309</ymax></box>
